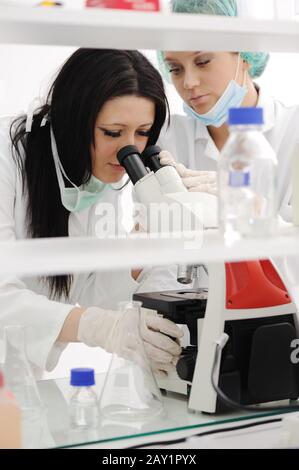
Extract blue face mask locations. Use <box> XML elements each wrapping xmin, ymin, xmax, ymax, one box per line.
<box><xmin>183</xmin><ymin>55</ymin><xmax>248</xmax><ymax>128</ymax></box>
<box><xmin>50</xmin><ymin>127</ymin><xmax>107</xmax><ymax>213</ymax></box>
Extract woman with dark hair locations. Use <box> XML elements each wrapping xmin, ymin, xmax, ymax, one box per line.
<box><xmin>0</xmin><ymin>48</ymin><xmax>183</xmax><ymax>376</ymax></box>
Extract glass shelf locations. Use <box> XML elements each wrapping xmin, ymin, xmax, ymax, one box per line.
<box><xmin>33</xmin><ymin>373</ymin><xmax>293</xmax><ymax>449</ymax></box>
<box><xmin>1</xmin><ymin>5</ymin><xmax>299</xmax><ymax>51</ymax></box>
<box><xmin>0</xmin><ymin>226</ymin><xmax>298</xmax><ymax>277</ymax></box>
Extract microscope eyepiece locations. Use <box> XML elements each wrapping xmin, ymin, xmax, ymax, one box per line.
<box><xmin>117</xmin><ymin>145</ymin><xmax>148</xmax><ymax>185</ymax></box>
<box><xmin>117</xmin><ymin>145</ymin><xmax>140</xmax><ymax>165</ymax></box>
<box><xmin>141</xmin><ymin>145</ymin><xmax>163</xmax><ymax>173</ymax></box>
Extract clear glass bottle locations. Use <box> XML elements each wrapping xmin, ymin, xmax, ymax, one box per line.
<box><xmin>69</xmin><ymin>368</ymin><xmax>98</xmax><ymax>429</ymax></box>
<box><xmin>218</xmin><ymin>107</ymin><xmax>277</xmax><ymax>239</ymax></box>
<box><xmin>292</xmin><ymin>142</ymin><xmax>299</xmax><ymax>226</ymax></box>
<box><xmin>3</xmin><ymin>325</ymin><xmax>44</xmax><ymax>411</ymax></box>
<box><xmin>3</xmin><ymin>325</ymin><xmax>46</xmax><ymax>448</ymax></box>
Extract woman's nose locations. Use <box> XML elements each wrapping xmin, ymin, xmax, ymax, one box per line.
<box><xmin>121</xmin><ymin>134</ymin><xmax>136</xmax><ymax>147</ymax></box>
<box><xmin>118</xmin><ymin>134</ymin><xmax>137</xmax><ymax>151</ymax></box>
<box><xmin>183</xmin><ymin>69</ymin><xmax>200</xmax><ymax>90</ymax></box>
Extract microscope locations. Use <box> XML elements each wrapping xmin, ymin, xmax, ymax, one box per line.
<box><xmin>117</xmin><ymin>144</ymin><xmax>218</xmax><ymax>232</ymax></box>
<box><xmin>118</xmin><ymin>145</ymin><xmax>299</xmax><ymax>414</ymax></box>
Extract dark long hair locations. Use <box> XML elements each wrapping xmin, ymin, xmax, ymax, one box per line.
<box><xmin>10</xmin><ymin>48</ymin><xmax>169</xmax><ymax>299</ymax></box>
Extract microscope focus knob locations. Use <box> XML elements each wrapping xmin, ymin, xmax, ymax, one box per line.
<box><xmin>176</xmin><ymin>351</ymin><xmax>197</xmax><ymax>382</ymax></box>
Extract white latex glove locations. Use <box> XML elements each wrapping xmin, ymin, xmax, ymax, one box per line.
<box><xmin>140</xmin><ymin>308</ymin><xmax>183</xmax><ymax>364</ymax></box>
<box><xmin>150</xmin><ymin>354</ymin><xmax>180</xmax><ymax>378</ymax></box>
<box><xmin>77</xmin><ymin>306</ymin><xmax>183</xmax><ymax>366</ymax></box>
<box><xmin>159</xmin><ymin>150</ymin><xmax>218</xmax><ymax>196</ymax></box>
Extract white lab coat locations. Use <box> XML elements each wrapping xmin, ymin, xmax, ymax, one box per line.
<box><xmin>159</xmin><ymin>87</ymin><xmax>299</xmax><ymax>307</ymax></box>
<box><xmin>0</xmin><ymin>116</ymin><xmax>181</xmax><ymax>375</ymax></box>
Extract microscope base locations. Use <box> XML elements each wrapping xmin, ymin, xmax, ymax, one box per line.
<box><xmin>156</xmin><ymin>371</ymin><xmax>189</xmax><ymax>396</ymax></box>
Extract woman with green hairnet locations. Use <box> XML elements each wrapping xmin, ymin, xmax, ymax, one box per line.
<box><xmin>157</xmin><ymin>0</ymin><xmax>299</xmax><ymax>222</ymax></box>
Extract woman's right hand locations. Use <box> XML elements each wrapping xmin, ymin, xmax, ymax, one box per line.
<box><xmin>77</xmin><ymin>306</ymin><xmax>183</xmax><ymax>375</ymax></box>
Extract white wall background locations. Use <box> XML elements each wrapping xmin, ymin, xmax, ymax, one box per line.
<box><xmin>1</xmin><ymin>46</ymin><xmax>299</xmax><ymax>117</ymax></box>
<box><xmin>0</xmin><ymin>44</ymin><xmax>299</xmax><ymax>379</ymax></box>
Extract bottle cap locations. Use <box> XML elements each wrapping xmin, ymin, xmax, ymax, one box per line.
<box><xmin>229</xmin><ymin>107</ymin><xmax>264</xmax><ymax>126</ymax></box>
<box><xmin>70</xmin><ymin>368</ymin><xmax>95</xmax><ymax>387</ymax></box>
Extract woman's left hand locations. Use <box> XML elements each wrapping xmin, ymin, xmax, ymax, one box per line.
<box><xmin>159</xmin><ymin>150</ymin><xmax>218</xmax><ymax>196</ymax></box>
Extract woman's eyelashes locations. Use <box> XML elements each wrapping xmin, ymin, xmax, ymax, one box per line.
<box><xmin>102</xmin><ymin>129</ymin><xmax>121</xmax><ymax>137</ymax></box>
<box><xmin>138</xmin><ymin>130</ymin><xmax>151</xmax><ymax>137</ymax></box>
<box><xmin>168</xmin><ymin>65</ymin><xmax>182</xmax><ymax>75</ymax></box>
<box><xmin>196</xmin><ymin>59</ymin><xmax>211</xmax><ymax>67</ymax></box>
<box><xmin>99</xmin><ymin>128</ymin><xmax>151</xmax><ymax>138</ymax></box>
<box><xmin>168</xmin><ymin>59</ymin><xmax>211</xmax><ymax>75</ymax></box>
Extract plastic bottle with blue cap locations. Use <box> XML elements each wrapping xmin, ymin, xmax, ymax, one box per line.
<box><xmin>69</xmin><ymin>368</ymin><xmax>98</xmax><ymax>429</ymax></box>
<box><xmin>218</xmin><ymin>107</ymin><xmax>277</xmax><ymax>239</ymax></box>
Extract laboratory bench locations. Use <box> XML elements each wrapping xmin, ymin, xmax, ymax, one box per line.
<box><xmin>28</xmin><ymin>373</ymin><xmax>293</xmax><ymax>450</ymax></box>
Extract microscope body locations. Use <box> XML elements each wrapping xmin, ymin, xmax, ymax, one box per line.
<box><xmin>118</xmin><ymin>144</ymin><xmax>299</xmax><ymax>414</ymax></box>
<box><xmin>134</xmin><ymin>260</ymin><xmax>299</xmax><ymax>414</ymax></box>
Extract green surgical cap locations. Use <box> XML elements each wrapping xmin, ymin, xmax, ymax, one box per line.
<box><xmin>172</xmin><ymin>0</ymin><xmax>237</xmax><ymax>16</ymax></box>
<box><xmin>158</xmin><ymin>0</ymin><xmax>270</xmax><ymax>81</ymax></box>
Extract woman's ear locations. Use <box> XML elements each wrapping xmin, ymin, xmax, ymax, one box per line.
<box><xmin>242</xmin><ymin>59</ymin><xmax>250</xmax><ymax>73</ymax></box>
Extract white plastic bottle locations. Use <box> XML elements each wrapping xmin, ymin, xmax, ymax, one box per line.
<box><xmin>218</xmin><ymin>107</ymin><xmax>277</xmax><ymax>239</ymax></box>
<box><xmin>292</xmin><ymin>142</ymin><xmax>299</xmax><ymax>226</ymax></box>
<box><xmin>69</xmin><ymin>368</ymin><xmax>98</xmax><ymax>429</ymax></box>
